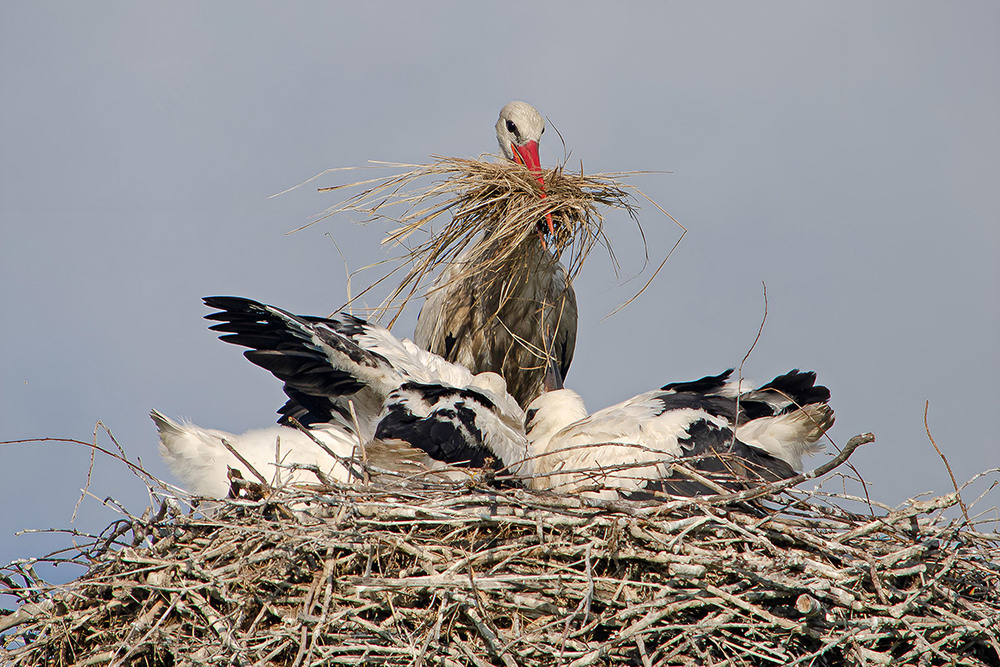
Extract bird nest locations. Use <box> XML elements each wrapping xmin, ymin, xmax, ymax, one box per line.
<box><xmin>289</xmin><ymin>156</ymin><xmax>678</xmax><ymax>323</ymax></box>
<box><xmin>3</xmin><ymin>434</ymin><xmax>999</xmax><ymax>666</ymax></box>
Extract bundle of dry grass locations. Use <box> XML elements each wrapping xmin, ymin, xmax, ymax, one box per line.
<box><xmin>293</xmin><ymin>156</ymin><xmax>678</xmax><ymax>321</ymax></box>
<box><xmin>3</xmin><ymin>434</ymin><xmax>998</xmax><ymax>666</ymax></box>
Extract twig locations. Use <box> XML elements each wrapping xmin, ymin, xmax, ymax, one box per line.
<box><xmin>924</xmin><ymin>400</ymin><xmax>970</xmax><ymax>523</ymax></box>
<box><xmin>220</xmin><ymin>438</ymin><xmax>270</xmax><ymax>486</ymax></box>
<box><xmin>709</xmin><ymin>432</ymin><xmax>875</xmax><ymax>505</ymax></box>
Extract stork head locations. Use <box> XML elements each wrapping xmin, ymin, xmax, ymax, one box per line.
<box><xmin>496</xmin><ymin>101</ymin><xmax>556</xmax><ymax>242</ymax></box>
<box><xmin>496</xmin><ymin>101</ymin><xmax>546</xmax><ymax>176</ymax></box>
<box><xmin>524</xmin><ymin>388</ymin><xmax>588</xmax><ymax>451</ymax></box>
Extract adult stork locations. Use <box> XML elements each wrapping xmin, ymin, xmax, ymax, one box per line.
<box><xmin>169</xmin><ymin>297</ymin><xmax>833</xmax><ymax>499</ymax></box>
<box><xmin>414</xmin><ymin>101</ymin><xmax>577</xmax><ymax>409</ymax></box>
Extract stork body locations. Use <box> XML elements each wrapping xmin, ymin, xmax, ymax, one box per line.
<box><xmin>414</xmin><ymin>238</ymin><xmax>576</xmax><ymax>410</ymax></box>
<box><xmin>155</xmin><ymin>297</ymin><xmax>530</xmax><ymax>497</ymax></box>
<box><xmin>152</xmin><ymin>410</ymin><xmax>359</xmax><ymax>497</ymax></box>
<box><xmin>414</xmin><ymin>101</ymin><xmax>577</xmax><ymax>408</ymax></box>
<box><xmin>525</xmin><ymin>369</ymin><xmax>833</xmax><ymax>499</ymax></box>
<box><xmin>172</xmin><ymin>297</ymin><xmax>831</xmax><ymax>500</ymax></box>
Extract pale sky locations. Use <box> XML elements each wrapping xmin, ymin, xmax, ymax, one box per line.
<box><xmin>2</xmin><ymin>3</ymin><xmax>998</xmax><ymax>592</ymax></box>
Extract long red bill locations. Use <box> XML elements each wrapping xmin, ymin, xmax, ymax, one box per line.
<box><xmin>512</xmin><ymin>140</ymin><xmax>556</xmax><ymax>243</ymax></box>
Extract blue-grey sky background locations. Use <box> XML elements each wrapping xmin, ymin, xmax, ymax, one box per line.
<box><xmin>2</xmin><ymin>3</ymin><xmax>998</xmax><ymax>593</ymax></box>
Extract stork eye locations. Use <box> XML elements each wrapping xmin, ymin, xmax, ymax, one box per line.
<box><xmin>505</xmin><ymin>120</ymin><xmax>517</xmax><ymax>134</ymax></box>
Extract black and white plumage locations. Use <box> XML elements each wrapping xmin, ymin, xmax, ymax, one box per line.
<box><xmin>155</xmin><ymin>297</ymin><xmax>531</xmax><ymax>497</ymax></box>
<box><xmin>211</xmin><ymin>296</ymin><xmax>527</xmax><ymax>463</ymax></box>
<box><xmin>414</xmin><ymin>101</ymin><xmax>578</xmax><ymax>409</ymax></box>
<box><xmin>157</xmin><ymin>297</ymin><xmax>833</xmax><ymax>500</ymax></box>
<box><xmin>524</xmin><ymin>369</ymin><xmax>834</xmax><ymax>498</ymax></box>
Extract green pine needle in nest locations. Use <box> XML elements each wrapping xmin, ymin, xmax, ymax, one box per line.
<box><xmin>287</xmin><ymin>155</ymin><xmax>683</xmax><ymax>324</ymax></box>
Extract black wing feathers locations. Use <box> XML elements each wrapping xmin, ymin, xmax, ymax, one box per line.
<box><xmin>204</xmin><ymin>296</ymin><xmax>385</xmax><ymax>403</ymax></box>
<box><xmin>631</xmin><ymin>420</ymin><xmax>798</xmax><ymax>498</ymax></box>
<box><xmin>758</xmin><ymin>369</ymin><xmax>831</xmax><ymax>410</ymax></box>
<box><xmin>661</xmin><ymin>369</ymin><xmax>734</xmax><ymax>393</ymax></box>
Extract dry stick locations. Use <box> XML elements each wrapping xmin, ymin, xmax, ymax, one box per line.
<box><xmin>452</xmin><ymin>637</ymin><xmax>496</xmax><ymax>667</ymax></box>
<box><xmin>464</xmin><ymin>561</ymin><xmax>514</xmax><ymax>665</ymax></box>
<box><xmin>111</xmin><ymin>598</ymin><xmax>178</xmax><ymax>666</ymax></box>
<box><xmin>220</xmin><ymin>438</ymin><xmax>270</xmax><ymax>486</ymax></box>
<box><xmin>1</xmin><ymin>438</ymin><xmax>180</xmax><ymax>498</ymax></box>
<box><xmin>415</xmin><ymin>597</ymin><xmax>451</xmax><ymax>667</ymax></box>
<box><xmin>326</xmin><ymin>233</ymin><xmax>357</xmax><ymax>315</ymax></box>
<box><xmin>70</xmin><ymin>422</ymin><xmax>106</xmax><ymax>523</ymax></box>
<box><xmin>898</xmin><ymin>615</ymin><xmax>956</xmax><ymax>664</ymax></box>
<box><xmin>186</xmin><ymin>588</ymin><xmax>247</xmax><ymax>665</ymax></box>
<box><xmin>0</xmin><ymin>602</ymin><xmax>53</xmax><ymax>634</ymax></box>
<box><xmin>347</xmin><ymin>400</ymin><xmax>371</xmax><ymax>486</ymax></box>
<box><xmin>458</xmin><ymin>596</ymin><xmax>516</xmax><ymax>667</ymax></box>
<box><xmin>300</xmin><ymin>572</ymin><xmax>336</xmax><ymax>667</ymax></box>
<box><xmin>725</xmin><ymin>282</ymin><xmax>769</xmax><ymax>479</ymax></box>
<box><xmin>288</xmin><ymin>625</ymin><xmax>310</xmax><ymax>667</ymax></box>
<box><xmin>835</xmin><ymin>492</ymin><xmax>966</xmax><ymax>544</ymax></box>
<box><xmin>634</xmin><ymin>635</ymin><xmax>653</xmax><ymax>667</ymax></box>
<box><xmin>285</xmin><ymin>416</ymin><xmax>366</xmax><ymax>482</ymax></box>
<box><xmin>333</xmin><ymin>257</ymin><xmax>412</xmax><ymax>321</ymax></box>
<box><xmin>665</xmin><ymin>462</ymin><xmax>732</xmax><ymax>496</ymax></box>
<box><xmin>932</xmin><ymin>595</ymin><xmax>1000</xmax><ymax>657</ymax></box>
<box><xmin>708</xmin><ymin>432</ymin><xmax>875</xmax><ymax>505</ymax></box>
<box><xmin>560</xmin><ymin>543</ymin><xmax>595</xmax><ymax>654</ymax></box>
<box><xmin>737</xmin><ymin>281</ymin><xmax>768</xmax><ymax>397</ymax></box>
<box><xmin>924</xmin><ymin>400</ymin><xmax>971</xmax><ymax>523</ymax></box>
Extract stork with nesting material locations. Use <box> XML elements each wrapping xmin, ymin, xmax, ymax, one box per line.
<box><xmin>163</xmin><ymin>296</ymin><xmax>833</xmax><ymax>500</ymax></box>
<box><xmin>414</xmin><ymin>101</ymin><xmax>578</xmax><ymax>409</ymax></box>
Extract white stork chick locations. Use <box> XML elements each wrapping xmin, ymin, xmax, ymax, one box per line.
<box><xmin>152</xmin><ymin>411</ymin><xmax>359</xmax><ymax>498</ymax></box>
<box><xmin>152</xmin><ymin>296</ymin><xmax>531</xmax><ymax>498</ymax></box>
<box><xmin>524</xmin><ymin>369</ymin><xmax>833</xmax><ymax>498</ymax></box>
<box><xmin>414</xmin><ymin>101</ymin><xmax>578</xmax><ymax>409</ymax></box>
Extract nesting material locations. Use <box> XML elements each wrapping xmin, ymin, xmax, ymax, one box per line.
<box><xmin>306</xmin><ymin>156</ymin><xmax>660</xmax><ymax>320</ymax></box>
<box><xmin>3</xmin><ymin>435</ymin><xmax>998</xmax><ymax>666</ymax></box>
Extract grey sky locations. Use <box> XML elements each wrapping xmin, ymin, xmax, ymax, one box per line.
<box><xmin>2</xmin><ymin>3</ymin><xmax>998</xmax><ymax>587</ymax></box>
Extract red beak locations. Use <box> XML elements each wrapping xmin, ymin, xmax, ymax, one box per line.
<box><xmin>512</xmin><ymin>140</ymin><xmax>542</xmax><ymax>176</ymax></box>
<box><xmin>511</xmin><ymin>140</ymin><xmax>556</xmax><ymax>242</ymax></box>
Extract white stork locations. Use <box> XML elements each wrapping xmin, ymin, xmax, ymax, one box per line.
<box><xmin>414</xmin><ymin>101</ymin><xmax>577</xmax><ymax>409</ymax></box>
<box><xmin>524</xmin><ymin>367</ymin><xmax>833</xmax><ymax>498</ymax></box>
<box><xmin>160</xmin><ymin>297</ymin><xmax>833</xmax><ymax>499</ymax></box>
<box><xmin>152</xmin><ymin>411</ymin><xmax>360</xmax><ymax>498</ymax></box>
<box><xmin>155</xmin><ymin>296</ymin><xmax>528</xmax><ymax>497</ymax></box>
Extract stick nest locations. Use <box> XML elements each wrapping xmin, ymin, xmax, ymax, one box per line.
<box><xmin>3</xmin><ymin>436</ymin><xmax>999</xmax><ymax>666</ymax></box>
<box><xmin>307</xmin><ymin>156</ymin><xmax>658</xmax><ymax>321</ymax></box>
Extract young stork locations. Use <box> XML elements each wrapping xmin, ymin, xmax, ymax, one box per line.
<box><xmin>151</xmin><ymin>410</ymin><xmax>360</xmax><ymax>498</ymax></box>
<box><xmin>414</xmin><ymin>101</ymin><xmax>578</xmax><ymax>409</ymax></box>
<box><xmin>524</xmin><ymin>367</ymin><xmax>834</xmax><ymax>498</ymax></box>
<box><xmin>162</xmin><ymin>297</ymin><xmax>833</xmax><ymax>500</ymax></box>
<box><xmin>154</xmin><ymin>296</ymin><xmax>529</xmax><ymax>497</ymax></box>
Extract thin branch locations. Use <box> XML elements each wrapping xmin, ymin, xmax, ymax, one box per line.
<box><xmin>924</xmin><ymin>400</ymin><xmax>970</xmax><ymax>523</ymax></box>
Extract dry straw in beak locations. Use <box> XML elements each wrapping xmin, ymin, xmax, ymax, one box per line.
<box><xmin>287</xmin><ymin>155</ymin><xmax>681</xmax><ymax>324</ymax></box>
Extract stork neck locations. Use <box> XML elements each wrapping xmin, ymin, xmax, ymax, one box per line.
<box><xmin>524</xmin><ymin>389</ymin><xmax>588</xmax><ymax>453</ymax></box>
